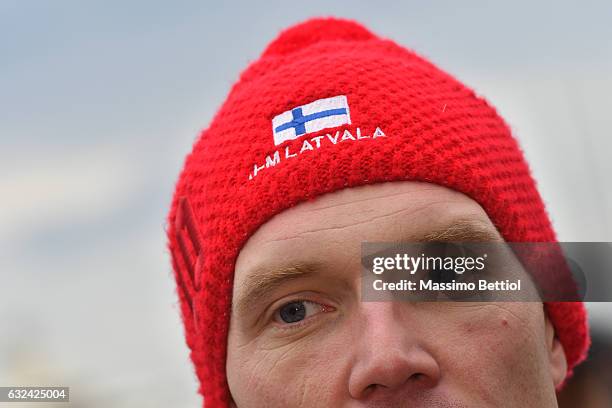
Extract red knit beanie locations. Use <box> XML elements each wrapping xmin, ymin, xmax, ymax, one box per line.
<box><xmin>167</xmin><ymin>16</ymin><xmax>589</xmax><ymax>407</ymax></box>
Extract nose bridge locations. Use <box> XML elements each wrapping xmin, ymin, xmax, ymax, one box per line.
<box><xmin>348</xmin><ymin>301</ymin><xmax>441</xmax><ymax>399</ymax></box>
<box><xmin>355</xmin><ymin>301</ymin><xmax>410</xmax><ymax>353</ymax></box>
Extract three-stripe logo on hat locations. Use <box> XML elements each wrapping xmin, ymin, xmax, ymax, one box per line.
<box><xmin>272</xmin><ymin>95</ymin><xmax>351</xmax><ymax>146</ymax></box>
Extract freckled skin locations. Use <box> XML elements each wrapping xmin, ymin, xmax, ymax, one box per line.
<box><xmin>226</xmin><ymin>181</ymin><xmax>568</xmax><ymax>408</ymax></box>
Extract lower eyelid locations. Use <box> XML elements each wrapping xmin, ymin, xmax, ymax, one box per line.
<box><xmin>271</xmin><ymin>313</ymin><xmax>326</xmax><ymax>333</ymax></box>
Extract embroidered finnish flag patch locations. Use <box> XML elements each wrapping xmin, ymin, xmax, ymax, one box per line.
<box><xmin>272</xmin><ymin>95</ymin><xmax>351</xmax><ymax>146</ymax></box>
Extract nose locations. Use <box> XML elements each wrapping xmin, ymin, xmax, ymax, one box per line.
<box><xmin>348</xmin><ymin>302</ymin><xmax>441</xmax><ymax>400</ymax></box>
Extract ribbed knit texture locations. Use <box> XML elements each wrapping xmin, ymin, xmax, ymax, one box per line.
<box><xmin>167</xmin><ymin>17</ymin><xmax>589</xmax><ymax>407</ymax></box>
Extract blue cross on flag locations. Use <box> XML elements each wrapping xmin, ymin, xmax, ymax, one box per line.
<box><xmin>272</xmin><ymin>95</ymin><xmax>351</xmax><ymax>146</ymax></box>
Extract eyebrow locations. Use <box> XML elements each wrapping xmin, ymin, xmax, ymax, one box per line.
<box><xmin>421</xmin><ymin>218</ymin><xmax>502</xmax><ymax>242</ymax></box>
<box><xmin>233</xmin><ymin>218</ymin><xmax>501</xmax><ymax>318</ymax></box>
<box><xmin>234</xmin><ymin>262</ymin><xmax>323</xmax><ymax>318</ymax></box>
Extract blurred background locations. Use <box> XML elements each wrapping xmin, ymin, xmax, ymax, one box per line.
<box><xmin>1</xmin><ymin>1</ymin><xmax>611</xmax><ymax>406</ymax></box>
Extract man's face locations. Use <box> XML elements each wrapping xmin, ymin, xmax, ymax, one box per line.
<box><xmin>226</xmin><ymin>181</ymin><xmax>567</xmax><ymax>407</ymax></box>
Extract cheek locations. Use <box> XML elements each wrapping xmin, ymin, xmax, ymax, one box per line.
<box><xmin>434</xmin><ymin>304</ymin><xmax>550</xmax><ymax>400</ymax></box>
<box><xmin>227</xmin><ymin>335</ymin><xmax>348</xmax><ymax>407</ymax></box>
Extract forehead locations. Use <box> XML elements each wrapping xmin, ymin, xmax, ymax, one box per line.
<box><xmin>235</xmin><ymin>181</ymin><xmax>499</xmax><ymax>278</ymax></box>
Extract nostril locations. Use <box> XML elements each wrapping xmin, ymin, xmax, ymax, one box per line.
<box><xmin>410</xmin><ymin>373</ymin><xmax>424</xmax><ymax>381</ymax></box>
<box><xmin>360</xmin><ymin>372</ymin><xmax>427</xmax><ymax>399</ymax></box>
<box><xmin>363</xmin><ymin>383</ymin><xmax>378</xmax><ymax>397</ymax></box>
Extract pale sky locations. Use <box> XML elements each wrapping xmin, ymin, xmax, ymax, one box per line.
<box><xmin>1</xmin><ymin>1</ymin><xmax>611</xmax><ymax>406</ymax></box>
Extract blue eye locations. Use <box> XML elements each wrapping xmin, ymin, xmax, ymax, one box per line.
<box><xmin>275</xmin><ymin>300</ymin><xmax>325</xmax><ymax>324</ymax></box>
